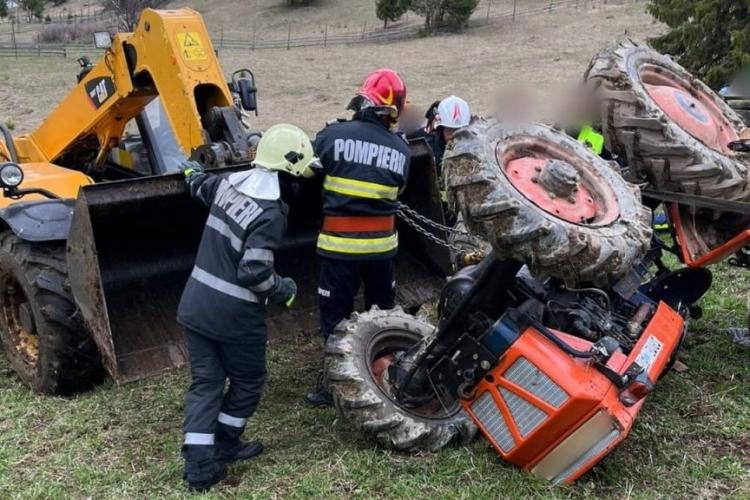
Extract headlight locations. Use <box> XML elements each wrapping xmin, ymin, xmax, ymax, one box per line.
<box><xmin>0</xmin><ymin>163</ymin><xmax>23</xmax><ymax>188</ymax></box>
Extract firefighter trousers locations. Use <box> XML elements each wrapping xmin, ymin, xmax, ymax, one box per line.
<box><xmin>318</xmin><ymin>256</ymin><xmax>395</xmax><ymax>338</ymax></box>
<box><xmin>182</xmin><ymin>327</ymin><xmax>267</xmax><ymax>448</ymax></box>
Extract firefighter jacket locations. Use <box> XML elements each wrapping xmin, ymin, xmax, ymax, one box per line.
<box><xmin>177</xmin><ymin>172</ymin><xmax>288</xmax><ymax>341</ymax></box>
<box><xmin>408</xmin><ymin>128</ymin><xmax>447</xmax><ymax>179</ymax></box>
<box><xmin>313</xmin><ymin>110</ymin><xmax>411</xmax><ymax>260</ymax></box>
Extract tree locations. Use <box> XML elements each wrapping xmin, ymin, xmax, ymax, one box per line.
<box><xmin>100</xmin><ymin>0</ymin><xmax>169</xmax><ymax>30</ymax></box>
<box><xmin>21</xmin><ymin>0</ymin><xmax>44</xmax><ymax>20</ymax></box>
<box><xmin>441</xmin><ymin>0</ymin><xmax>479</xmax><ymax>30</ymax></box>
<box><xmin>648</xmin><ymin>0</ymin><xmax>750</xmax><ymax>89</ymax></box>
<box><xmin>409</xmin><ymin>0</ymin><xmax>479</xmax><ymax>32</ymax></box>
<box><xmin>409</xmin><ymin>0</ymin><xmax>442</xmax><ymax>30</ymax></box>
<box><xmin>0</xmin><ymin>0</ymin><xmax>7</xmax><ymax>19</ymax></box>
<box><xmin>376</xmin><ymin>0</ymin><xmax>408</xmax><ymax>28</ymax></box>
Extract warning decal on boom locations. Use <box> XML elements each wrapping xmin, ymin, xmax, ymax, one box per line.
<box><xmin>176</xmin><ymin>32</ymin><xmax>208</xmax><ymax>61</ymax></box>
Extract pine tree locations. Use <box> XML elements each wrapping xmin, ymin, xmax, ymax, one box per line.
<box><xmin>0</xmin><ymin>0</ymin><xmax>7</xmax><ymax>19</ymax></box>
<box><xmin>376</xmin><ymin>0</ymin><xmax>409</xmax><ymax>28</ymax></box>
<box><xmin>648</xmin><ymin>0</ymin><xmax>750</xmax><ymax>89</ymax></box>
<box><xmin>442</xmin><ymin>0</ymin><xmax>479</xmax><ymax>30</ymax></box>
<box><xmin>409</xmin><ymin>0</ymin><xmax>479</xmax><ymax>32</ymax></box>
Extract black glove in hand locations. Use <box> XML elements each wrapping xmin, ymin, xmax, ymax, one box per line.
<box><xmin>267</xmin><ymin>276</ymin><xmax>297</xmax><ymax>308</ymax></box>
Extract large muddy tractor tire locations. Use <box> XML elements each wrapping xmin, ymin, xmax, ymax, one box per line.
<box><xmin>325</xmin><ymin>307</ymin><xmax>477</xmax><ymax>452</ymax></box>
<box><xmin>585</xmin><ymin>41</ymin><xmax>750</xmax><ymax>202</ymax></box>
<box><xmin>0</xmin><ymin>231</ymin><xmax>102</xmax><ymax>394</ymax></box>
<box><xmin>443</xmin><ymin>119</ymin><xmax>652</xmax><ymax>286</ymax></box>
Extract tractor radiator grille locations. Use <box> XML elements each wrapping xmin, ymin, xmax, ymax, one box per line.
<box><xmin>504</xmin><ymin>357</ymin><xmax>568</xmax><ymax>408</ymax></box>
<box><xmin>553</xmin><ymin>428</ymin><xmax>620</xmax><ymax>485</ymax></box>
<box><xmin>500</xmin><ymin>388</ymin><xmax>547</xmax><ymax>437</ymax></box>
<box><xmin>471</xmin><ymin>392</ymin><xmax>515</xmax><ymax>453</ymax></box>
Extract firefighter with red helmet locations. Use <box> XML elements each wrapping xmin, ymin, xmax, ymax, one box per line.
<box><xmin>305</xmin><ymin>69</ymin><xmax>412</xmax><ymax>407</ymax></box>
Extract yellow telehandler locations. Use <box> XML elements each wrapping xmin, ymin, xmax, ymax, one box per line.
<box><xmin>0</xmin><ymin>9</ymin><xmax>448</xmax><ymax>394</ymax></box>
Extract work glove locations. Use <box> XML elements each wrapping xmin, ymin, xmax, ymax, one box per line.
<box><xmin>266</xmin><ymin>276</ymin><xmax>297</xmax><ymax>308</ymax></box>
<box><xmin>179</xmin><ymin>160</ymin><xmax>205</xmax><ymax>179</ymax></box>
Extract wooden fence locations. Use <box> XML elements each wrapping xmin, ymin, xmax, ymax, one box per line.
<box><xmin>0</xmin><ymin>0</ymin><xmax>626</xmax><ymax>59</ymax></box>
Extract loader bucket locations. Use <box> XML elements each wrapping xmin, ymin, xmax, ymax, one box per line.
<box><xmin>66</xmin><ymin>139</ymin><xmax>449</xmax><ymax>384</ymax></box>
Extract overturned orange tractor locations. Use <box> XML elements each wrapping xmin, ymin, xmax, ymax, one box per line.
<box><xmin>325</xmin><ymin>44</ymin><xmax>748</xmax><ymax>484</ymax></box>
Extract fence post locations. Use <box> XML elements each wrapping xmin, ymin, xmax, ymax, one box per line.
<box><xmin>513</xmin><ymin>0</ymin><xmax>517</xmax><ymax>21</ymax></box>
<box><xmin>486</xmin><ymin>0</ymin><xmax>491</xmax><ymax>23</ymax></box>
<box><xmin>324</xmin><ymin>23</ymin><xmax>328</xmax><ymax>48</ymax></box>
<box><xmin>252</xmin><ymin>22</ymin><xmax>256</xmax><ymax>51</ymax></box>
<box><xmin>11</xmin><ymin>19</ymin><xmax>16</xmax><ymax>60</ymax></box>
<box><xmin>362</xmin><ymin>22</ymin><xmax>366</xmax><ymax>40</ymax></box>
<box><xmin>37</xmin><ymin>32</ymin><xmax>40</xmax><ymax>56</ymax></box>
<box><xmin>287</xmin><ymin>21</ymin><xmax>291</xmax><ymax>50</ymax></box>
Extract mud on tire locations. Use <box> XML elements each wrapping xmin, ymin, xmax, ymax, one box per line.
<box><xmin>585</xmin><ymin>41</ymin><xmax>750</xmax><ymax>201</ymax></box>
<box><xmin>443</xmin><ymin>119</ymin><xmax>652</xmax><ymax>286</ymax></box>
<box><xmin>325</xmin><ymin>307</ymin><xmax>477</xmax><ymax>452</ymax></box>
<box><xmin>0</xmin><ymin>231</ymin><xmax>102</xmax><ymax>394</ymax></box>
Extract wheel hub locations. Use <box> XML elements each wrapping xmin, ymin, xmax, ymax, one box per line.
<box><xmin>367</xmin><ymin>328</ymin><xmax>455</xmax><ymax>419</ymax></box>
<box><xmin>539</xmin><ymin>159</ymin><xmax>580</xmax><ymax>198</ymax></box>
<box><xmin>504</xmin><ymin>156</ymin><xmax>600</xmax><ymax>224</ymax></box>
<box><xmin>2</xmin><ymin>281</ymin><xmax>39</xmax><ymax>365</ymax></box>
<box><xmin>641</xmin><ymin>65</ymin><xmax>738</xmax><ymax>154</ymax></box>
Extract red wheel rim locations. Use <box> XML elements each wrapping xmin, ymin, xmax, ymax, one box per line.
<box><xmin>497</xmin><ymin>136</ymin><xmax>620</xmax><ymax>225</ymax></box>
<box><xmin>641</xmin><ymin>64</ymin><xmax>739</xmax><ymax>154</ymax></box>
<box><xmin>366</xmin><ymin>328</ymin><xmax>456</xmax><ymax>419</ymax></box>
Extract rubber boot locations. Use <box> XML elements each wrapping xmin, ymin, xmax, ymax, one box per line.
<box><xmin>215</xmin><ymin>422</ymin><xmax>264</xmax><ymax>464</ymax></box>
<box><xmin>182</xmin><ymin>445</ymin><xmax>227</xmax><ymax>492</ymax></box>
<box><xmin>304</xmin><ymin>359</ymin><xmax>333</xmax><ymax>408</ymax></box>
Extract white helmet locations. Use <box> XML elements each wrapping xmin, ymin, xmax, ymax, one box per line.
<box><xmin>434</xmin><ymin>95</ymin><xmax>471</xmax><ymax>129</ymax></box>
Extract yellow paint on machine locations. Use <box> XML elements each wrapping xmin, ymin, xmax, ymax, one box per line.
<box><xmin>176</xmin><ymin>32</ymin><xmax>208</xmax><ymax>61</ymax></box>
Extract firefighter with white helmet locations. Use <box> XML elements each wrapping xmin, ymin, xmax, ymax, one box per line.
<box><xmin>176</xmin><ymin>124</ymin><xmax>318</xmax><ymax>492</ymax></box>
<box><xmin>414</xmin><ymin>95</ymin><xmax>472</xmax><ymax>178</ymax></box>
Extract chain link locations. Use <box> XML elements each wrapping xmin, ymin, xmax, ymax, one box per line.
<box><xmin>395</xmin><ymin>202</ymin><xmax>472</xmax><ymax>254</ymax></box>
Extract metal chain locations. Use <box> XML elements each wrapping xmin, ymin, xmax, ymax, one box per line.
<box><xmin>395</xmin><ymin>202</ymin><xmax>472</xmax><ymax>253</ymax></box>
<box><xmin>396</xmin><ymin>202</ymin><xmax>472</xmax><ymax>235</ymax></box>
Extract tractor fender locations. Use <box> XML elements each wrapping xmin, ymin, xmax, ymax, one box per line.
<box><xmin>0</xmin><ymin>199</ymin><xmax>75</xmax><ymax>242</ymax></box>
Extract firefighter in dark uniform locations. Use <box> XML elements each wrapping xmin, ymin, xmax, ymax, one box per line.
<box><xmin>177</xmin><ymin>124</ymin><xmax>319</xmax><ymax>492</ymax></box>
<box><xmin>305</xmin><ymin>68</ymin><xmax>411</xmax><ymax>407</ymax></box>
<box><xmin>408</xmin><ymin>95</ymin><xmax>471</xmax><ymax>179</ymax></box>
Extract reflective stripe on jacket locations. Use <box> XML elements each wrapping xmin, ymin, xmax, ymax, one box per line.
<box><xmin>313</xmin><ymin>111</ymin><xmax>411</xmax><ymax>260</ymax></box>
<box><xmin>177</xmin><ymin>172</ymin><xmax>288</xmax><ymax>341</ymax></box>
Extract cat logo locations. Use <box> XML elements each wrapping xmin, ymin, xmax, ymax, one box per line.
<box><xmin>84</xmin><ymin>77</ymin><xmax>116</xmax><ymax>109</ymax></box>
<box><xmin>90</xmin><ymin>80</ymin><xmax>108</xmax><ymax>103</ymax></box>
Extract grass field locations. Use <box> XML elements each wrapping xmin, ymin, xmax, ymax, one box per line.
<box><xmin>0</xmin><ymin>260</ymin><xmax>747</xmax><ymax>499</ymax></box>
<box><xmin>1</xmin><ymin>1</ymin><xmax>749</xmax><ymax>498</ymax></box>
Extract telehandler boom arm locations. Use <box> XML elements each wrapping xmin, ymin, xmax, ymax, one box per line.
<box><xmin>12</xmin><ymin>8</ymin><xmax>234</xmax><ymax>173</ymax></box>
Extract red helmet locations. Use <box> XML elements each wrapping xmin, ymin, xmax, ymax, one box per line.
<box><xmin>351</xmin><ymin>68</ymin><xmax>407</xmax><ymax>114</ymax></box>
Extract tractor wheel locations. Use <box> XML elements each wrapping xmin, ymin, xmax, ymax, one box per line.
<box><xmin>448</xmin><ymin>215</ymin><xmax>491</xmax><ymax>271</ymax></box>
<box><xmin>325</xmin><ymin>307</ymin><xmax>477</xmax><ymax>452</ymax></box>
<box><xmin>0</xmin><ymin>231</ymin><xmax>102</xmax><ymax>394</ymax></box>
<box><xmin>585</xmin><ymin>41</ymin><xmax>750</xmax><ymax>201</ymax></box>
<box><xmin>443</xmin><ymin>119</ymin><xmax>652</xmax><ymax>286</ymax></box>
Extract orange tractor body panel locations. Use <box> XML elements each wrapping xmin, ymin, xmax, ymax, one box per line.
<box><xmin>669</xmin><ymin>204</ymin><xmax>750</xmax><ymax>267</ymax></box>
<box><xmin>463</xmin><ymin>302</ymin><xmax>684</xmax><ymax>484</ymax></box>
